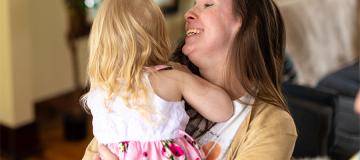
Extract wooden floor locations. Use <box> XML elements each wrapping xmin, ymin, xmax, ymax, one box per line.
<box><xmin>28</xmin><ymin>115</ymin><xmax>93</xmax><ymax>160</ymax></box>
<box><xmin>1</xmin><ymin>90</ymin><xmax>94</xmax><ymax>160</ymax></box>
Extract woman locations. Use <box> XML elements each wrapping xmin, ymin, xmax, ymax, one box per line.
<box><xmin>83</xmin><ymin>0</ymin><xmax>297</xmax><ymax>159</ymax></box>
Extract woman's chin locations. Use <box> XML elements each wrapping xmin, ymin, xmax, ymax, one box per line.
<box><xmin>181</xmin><ymin>45</ymin><xmax>193</xmax><ymax>56</ymax></box>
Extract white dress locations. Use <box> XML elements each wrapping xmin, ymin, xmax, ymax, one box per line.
<box><xmin>86</xmin><ymin>73</ymin><xmax>202</xmax><ymax>159</ymax></box>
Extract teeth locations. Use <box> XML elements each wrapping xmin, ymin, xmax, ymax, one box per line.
<box><xmin>186</xmin><ymin>29</ymin><xmax>201</xmax><ymax>36</ymax></box>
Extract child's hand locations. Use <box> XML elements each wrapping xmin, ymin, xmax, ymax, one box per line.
<box><xmin>95</xmin><ymin>144</ymin><xmax>118</xmax><ymax>160</ymax></box>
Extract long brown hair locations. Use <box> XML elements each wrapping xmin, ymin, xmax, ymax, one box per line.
<box><xmin>227</xmin><ymin>0</ymin><xmax>287</xmax><ymax>110</ymax></box>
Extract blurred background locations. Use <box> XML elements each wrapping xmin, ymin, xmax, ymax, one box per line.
<box><xmin>0</xmin><ymin>0</ymin><xmax>359</xmax><ymax>159</ymax></box>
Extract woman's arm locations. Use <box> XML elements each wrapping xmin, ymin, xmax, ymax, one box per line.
<box><xmin>230</xmin><ymin>127</ymin><xmax>297</xmax><ymax>160</ymax></box>
<box><xmin>82</xmin><ymin>138</ymin><xmax>119</xmax><ymax>160</ymax></box>
<box><xmin>82</xmin><ymin>138</ymin><xmax>99</xmax><ymax>160</ymax></box>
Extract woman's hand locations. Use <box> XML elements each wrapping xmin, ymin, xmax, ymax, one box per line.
<box><xmin>93</xmin><ymin>144</ymin><xmax>118</xmax><ymax>160</ymax></box>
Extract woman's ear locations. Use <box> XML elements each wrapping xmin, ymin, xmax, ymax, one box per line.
<box><xmin>232</xmin><ymin>17</ymin><xmax>242</xmax><ymax>34</ymax></box>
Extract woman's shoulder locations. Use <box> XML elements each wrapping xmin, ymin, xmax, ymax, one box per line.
<box><xmin>249</xmin><ymin>102</ymin><xmax>297</xmax><ymax>136</ymax></box>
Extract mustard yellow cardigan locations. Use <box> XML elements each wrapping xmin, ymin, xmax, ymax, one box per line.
<box><xmin>82</xmin><ymin>102</ymin><xmax>297</xmax><ymax>160</ymax></box>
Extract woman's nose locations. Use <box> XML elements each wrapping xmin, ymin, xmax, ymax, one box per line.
<box><xmin>184</xmin><ymin>7</ymin><xmax>197</xmax><ymax>22</ymax></box>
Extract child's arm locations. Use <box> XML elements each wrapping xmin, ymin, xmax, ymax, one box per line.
<box><xmin>178</xmin><ymin>70</ymin><xmax>234</xmax><ymax>122</ymax></box>
<box><xmin>149</xmin><ymin>67</ymin><xmax>234</xmax><ymax>122</ymax></box>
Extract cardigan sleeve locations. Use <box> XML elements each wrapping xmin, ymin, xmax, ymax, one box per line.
<box><xmin>82</xmin><ymin>138</ymin><xmax>99</xmax><ymax>160</ymax></box>
<box><xmin>233</xmin><ymin>127</ymin><xmax>297</xmax><ymax>160</ymax></box>
<box><xmin>228</xmin><ymin>105</ymin><xmax>298</xmax><ymax>160</ymax></box>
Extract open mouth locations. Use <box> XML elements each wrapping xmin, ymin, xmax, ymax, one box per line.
<box><xmin>186</xmin><ymin>28</ymin><xmax>203</xmax><ymax>37</ymax></box>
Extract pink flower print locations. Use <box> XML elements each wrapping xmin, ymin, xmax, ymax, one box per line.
<box><xmin>184</xmin><ymin>135</ymin><xmax>200</xmax><ymax>150</ymax></box>
<box><xmin>142</xmin><ymin>151</ymin><xmax>149</xmax><ymax>160</ymax></box>
<box><xmin>162</xmin><ymin>147</ymin><xmax>172</xmax><ymax>158</ymax></box>
<box><xmin>118</xmin><ymin>141</ymin><xmax>129</xmax><ymax>153</ymax></box>
<box><xmin>169</xmin><ymin>143</ymin><xmax>185</xmax><ymax>157</ymax></box>
<box><xmin>143</xmin><ymin>152</ymin><xmax>148</xmax><ymax>157</ymax></box>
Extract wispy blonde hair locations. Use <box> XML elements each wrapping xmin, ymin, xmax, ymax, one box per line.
<box><xmin>83</xmin><ymin>0</ymin><xmax>170</xmax><ymax>117</ymax></box>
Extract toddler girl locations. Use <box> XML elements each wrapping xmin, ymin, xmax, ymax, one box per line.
<box><xmin>82</xmin><ymin>0</ymin><xmax>233</xmax><ymax>159</ymax></box>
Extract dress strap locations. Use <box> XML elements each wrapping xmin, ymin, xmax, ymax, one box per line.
<box><xmin>145</xmin><ymin>65</ymin><xmax>173</xmax><ymax>72</ymax></box>
<box><xmin>153</xmin><ymin>65</ymin><xmax>173</xmax><ymax>71</ymax></box>
<box><xmin>143</xmin><ymin>65</ymin><xmax>173</xmax><ymax>88</ymax></box>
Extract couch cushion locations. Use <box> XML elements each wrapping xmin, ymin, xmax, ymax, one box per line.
<box><xmin>276</xmin><ymin>0</ymin><xmax>359</xmax><ymax>86</ymax></box>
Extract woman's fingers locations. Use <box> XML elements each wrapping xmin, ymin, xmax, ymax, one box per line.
<box><xmin>93</xmin><ymin>154</ymin><xmax>101</xmax><ymax>160</ymax></box>
<box><xmin>98</xmin><ymin>144</ymin><xmax>118</xmax><ymax>160</ymax></box>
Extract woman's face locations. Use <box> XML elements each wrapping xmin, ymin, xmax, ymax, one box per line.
<box><xmin>182</xmin><ymin>0</ymin><xmax>241</xmax><ymax>69</ymax></box>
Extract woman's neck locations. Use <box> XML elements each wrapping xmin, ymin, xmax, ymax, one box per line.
<box><xmin>199</xmin><ymin>66</ymin><xmax>246</xmax><ymax>100</ymax></box>
<box><xmin>199</xmin><ymin>67</ymin><xmax>225</xmax><ymax>88</ymax></box>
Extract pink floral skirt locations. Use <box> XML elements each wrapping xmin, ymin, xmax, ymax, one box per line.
<box><xmin>105</xmin><ymin>131</ymin><xmax>202</xmax><ymax>160</ymax></box>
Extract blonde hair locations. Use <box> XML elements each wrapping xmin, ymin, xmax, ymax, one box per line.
<box><xmin>83</xmin><ymin>0</ymin><xmax>170</xmax><ymax>117</ymax></box>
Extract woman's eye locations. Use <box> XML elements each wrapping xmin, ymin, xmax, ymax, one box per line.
<box><xmin>204</xmin><ymin>3</ymin><xmax>214</xmax><ymax>8</ymax></box>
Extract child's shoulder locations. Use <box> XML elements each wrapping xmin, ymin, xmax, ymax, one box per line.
<box><xmin>147</xmin><ymin>69</ymin><xmax>184</xmax><ymax>102</ymax></box>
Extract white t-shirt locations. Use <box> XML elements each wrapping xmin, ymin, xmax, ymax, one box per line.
<box><xmin>197</xmin><ymin>95</ymin><xmax>253</xmax><ymax>160</ymax></box>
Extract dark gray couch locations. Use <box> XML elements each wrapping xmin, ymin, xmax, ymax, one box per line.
<box><xmin>317</xmin><ymin>61</ymin><xmax>359</xmax><ymax>159</ymax></box>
